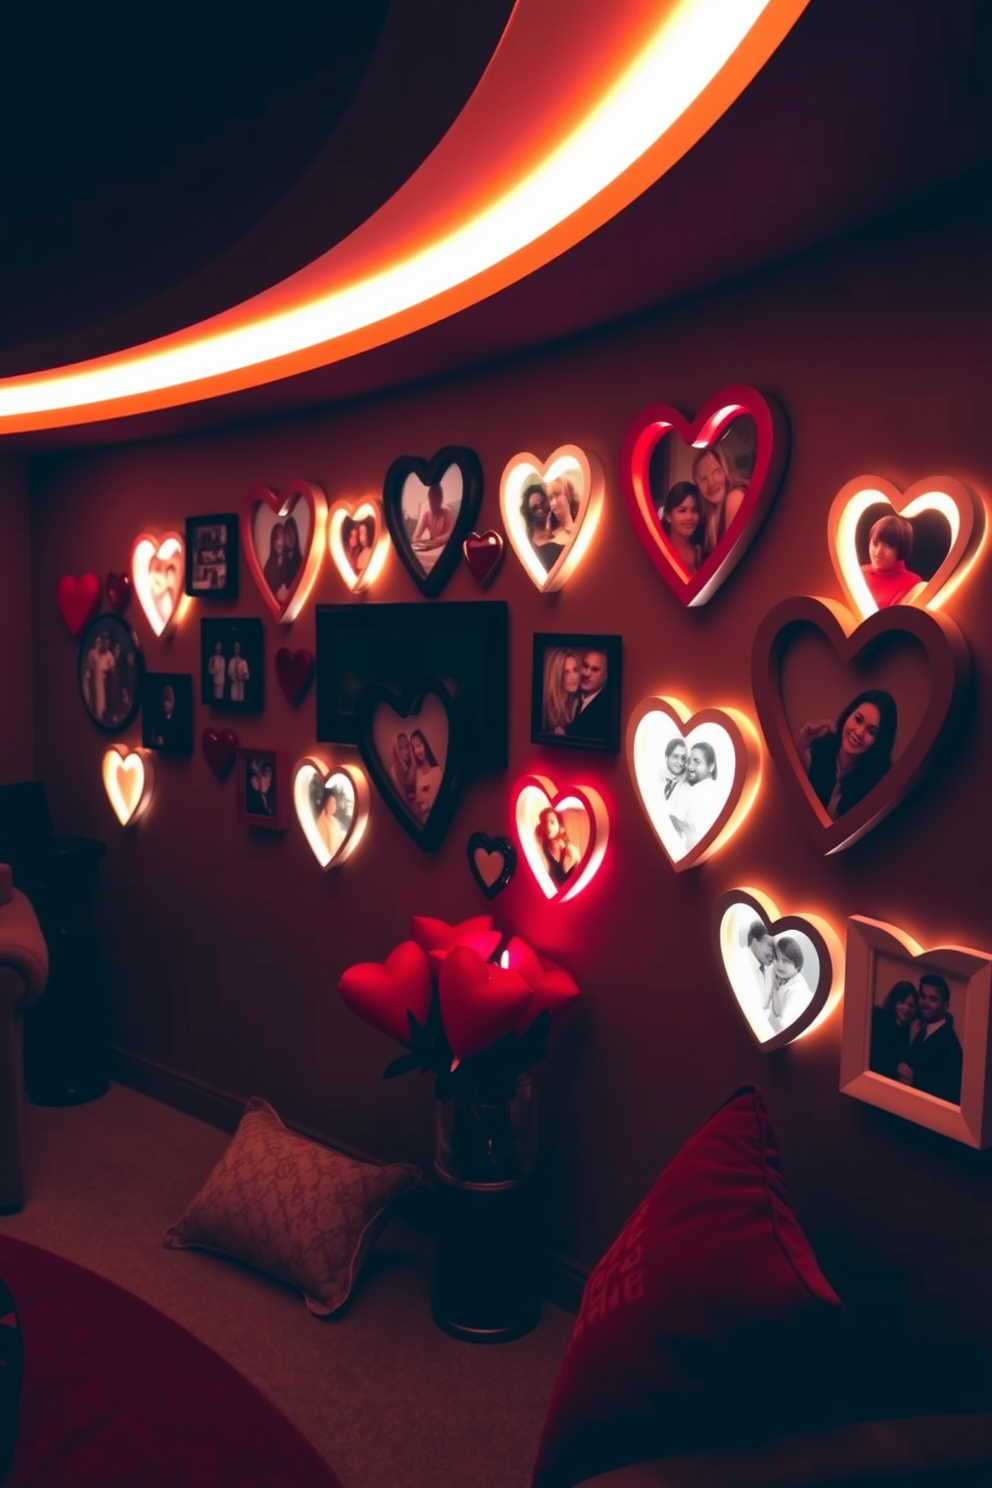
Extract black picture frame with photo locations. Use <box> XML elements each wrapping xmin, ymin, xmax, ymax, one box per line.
<box><xmin>142</xmin><ymin>672</ymin><xmax>194</xmax><ymax>755</ymax></box>
<box><xmin>200</xmin><ymin>617</ymin><xmax>264</xmax><ymax>713</ymax></box>
<box><xmin>185</xmin><ymin>513</ymin><xmax>239</xmax><ymax>600</ymax></box>
<box><xmin>315</xmin><ymin>601</ymin><xmax>508</xmax><ymax>769</ymax></box>
<box><xmin>530</xmin><ymin>633</ymin><xmax>622</xmax><ymax>753</ymax></box>
<box><xmin>77</xmin><ymin>613</ymin><xmax>144</xmax><ymax>734</ymax></box>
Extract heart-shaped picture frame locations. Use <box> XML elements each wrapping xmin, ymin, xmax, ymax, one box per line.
<box><xmin>242</xmin><ymin>479</ymin><xmax>327</xmax><ymax>623</ymax></box>
<box><xmin>202</xmin><ymin>727</ymin><xmax>239</xmax><ymax>781</ymax></box>
<box><xmin>382</xmin><ymin>446</ymin><xmax>483</xmax><ymax>599</ymax></box>
<box><xmin>101</xmin><ymin>746</ymin><xmax>154</xmax><ymax>826</ymax></box>
<box><xmin>500</xmin><ymin>444</ymin><xmax>604</xmax><ymax>593</ymax></box>
<box><xmin>462</xmin><ymin>531</ymin><xmax>505</xmax><ymax>588</ymax></box>
<box><xmin>327</xmin><ymin>496</ymin><xmax>389</xmax><ymax>594</ymax></box>
<box><xmin>620</xmin><ymin>385</ymin><xmax>788</xmax><ymax>607</ymax></box>
<box><xmin>292</xmin><ymin>756</ymin><xmax>370</xmax><ymax>870</ymax></box>
<box><xmin>626</xmin><ymin>696</ymin><xmax>760</xmax><ymax>872</ymax></box>
<box><xmin>57</xmin><ymin>573</ymin><xmax>102</xmax><ymax>636</ymax></box>
<box><xmin>752</xmin><ymin>596</ymin><xmax>971</xmax><ymax>855</ymax></box>
<box><xmin>512</xmin><ymin>773</ymin><xmax>609</xmax><ymax>903</ymax></box>
<box><xmin>131</xmin><ymin>532</ymin><xmax>185</xmax><ymax>638</ymax></box>
<box><xmin>466</xmin><ymin>832</ymin><xmax>517</xmax><ymax>899</ymax></box>
<box><xmin>354</xmin><ymin>677</ymin><xmax>464</xmax><ymax>851</ymax></box>
<box><xmin>714</xmin><ymin>888</ymin><xmax>843</xmax><ymax>1052</ymax></box>
<box><xmin>827</xmin><ymin>474</ymin><xmax>982</xmax><ymax>620</ymax></box>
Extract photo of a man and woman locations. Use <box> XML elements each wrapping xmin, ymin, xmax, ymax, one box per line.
<box><xmin>253</xmin><ymin>498</ymin><xmax>312</xmax><ymax>604</ymax></box>
<box><xmin>854</xmin><ymin>506</ymin><xmax>949</xmax><ymax>610</ymax></box>
<box><xmin>723</xmin><ymin>906</ymin><xmax>820</xmax><ymax>1045</ymax></box>
<box><xmin>649</xmin><ymin>415</ymin><xmax>757</xmax><ymax>576</ymax></box>
<box><xmin>869</xmin><ymin>961</ymin><xmax>964</xmax><ymax>1107</ymax></box>
<box><xmin>633</xmin><ymin>712</ymin><xmax>736</xmax><ymax>862</ymax></box>
<box><xmin>341</xmin><ymin>514</ymin><xmax>377</xmax><ymax>577</ymax></box>
<box><xmin>186</xmin><ymin>514</ymin><xmax>238</xmax><ymax>598</ymax></box>
<box><xmin>142</xmin><ymin>672</ymin><xmax>193</xmax><ymax>755</ymax></box>
<box><xmin>398</xmin><ymin>466</ymin><xmax>462</xmax><ymax>576</ymax></box>
<box><xmin>374</xmin><ymin>694</ymin><xmax>449</xmax><ymax>826</ymax></box>
<box><xmin>78</xmin><ymin>614</ymin><xmax>142</xmax><ymax>732</ymax></box>
<box><xmin>518</xmin><ymin>458</ymin><xmax>586</xmax><ymax>578</ymax></box>
<box><xmin>533</xmin><ymin>634</ymin><xmax>621</xmax><ymax>753</ymax></box>
<box><xmin>200</xmin><ymin>619</ymin><xmax>264</xmax><ymax>713</ymax></box>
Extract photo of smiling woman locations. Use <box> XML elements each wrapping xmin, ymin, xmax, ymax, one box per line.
<box><xmin>693</xmin><ymin>444</ymin><xmax>748</xmax><ymax>559</ymax></box>
<box><xmin>794</xmin><ymin>688</ymin><xmax>898</xmax><ymax>820</ymax></box>
<box><xmin>657</xmin><ymin>481</ymin><xmax>703</xmax><ymax>574</ymax></box>
<box><xmin>542</xmin><ymin>647</ymin><xmax>581</xmax><ymax>734</ymax></box>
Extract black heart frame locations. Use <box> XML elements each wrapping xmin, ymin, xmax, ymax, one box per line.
<box><xmin>354</xmin><ymin>675</ymin><xmax>465</xmax><ymax>852</ymax></box>
<box><xmin>466</xmin><ymin>832</ymin><xmax>517</xmax><ymax>900</ymax></box>
<box><xmin>382</xmin><ymin>445</ymin><xmax>484</xmax><ymax>599</ymax></box>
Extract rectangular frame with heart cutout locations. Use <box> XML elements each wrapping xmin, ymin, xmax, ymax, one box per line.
<box><xmin>530</xmin><ymin>633</ymin><xmax>622</xmax><ymax>754</ymax></box>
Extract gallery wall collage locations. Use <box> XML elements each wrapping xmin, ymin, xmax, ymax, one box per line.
<box><xmin>55</xmin><ymin>381</ymin><xmax>991</xmax><ymax>1149</ymax></box>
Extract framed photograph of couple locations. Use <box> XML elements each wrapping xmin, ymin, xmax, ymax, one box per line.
<box><xmin>840</xmin><ymin>916</ymin><xmax>992</xmax><ymax>1148</ymax></box>
<box><xmin>531</xmin><ymin>634</ymin><xmax>622</xmax><ymax>754</ymax></box>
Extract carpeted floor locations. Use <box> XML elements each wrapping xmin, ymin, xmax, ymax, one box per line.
<box><xmin>0</xmin><ymin>1083</ymin><xmax>576</xmax><ymax>1488</ymax></box>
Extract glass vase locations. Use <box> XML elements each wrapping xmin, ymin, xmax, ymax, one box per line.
<box><xmin>434</xmin><ymin>1073</ymin><xmax>537</xmax><ymax>1185</ymax></box>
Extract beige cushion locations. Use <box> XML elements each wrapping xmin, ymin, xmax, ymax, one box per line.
<box><xmin>164</xmin><ymin>1097</ymin><xmax>421</xmax><ymax>1316</ymax></box>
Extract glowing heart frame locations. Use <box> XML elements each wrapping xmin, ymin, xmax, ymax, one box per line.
<box><xmin>466</xmin><ymin>832</ymin><xmax>517</xmax><ymax>900</ymax></box>
<box><xmin>827</xmin><ymin>474</ymin><xmax>983</xmax><ymax>620</ymax></box>
<box><xmin>714</xmin><ymin>887</ymin><xmax>843</xmax><ymax>1052</ymax></box>
<box><xmin>242</xmin><ymin>479</ymin><xmax>328</xmax><ymax>623</ymax></box>
<box><xmin>512</xmin><ymin>773</ymin><xmax>609</xmax><ymax>903</ymax></box>
<box><xmin>292</xmin><ymin>756</ymin><xmax>370</xmax><ymax>871</ymax></box>
<box><xmin>101</xmin><ymin>746</ymin><xmax>154</xmax><ymax>826</ymax></box>
<box><xmin>500</xmin><ymin>444</ymin><xmax>604</xmax><ymax>593</ymax></box>
<box><xmin>751</xmin><ymin>595</ymin><xmax>971</xmax><ymax>856</ymax></box>
<box><xmin>840</xmin><ymin>916</ymin><xmax>992</xmax><ymax>1148</ymax></box>
<box><xmin>131</xmin><ymin>532</ymin><xmax>186</xmax><ymax>638</ymax></box>
<box><xmin>620</xmin><ymin>385</ymin><xmax>788</xmax><ymax>607</ymax></box>
<box><xmin>327</xmin><ymin>496</ymin><xmax>389</xmax><ymax>594</ymax></box>
<box><xmin>626</xmin><ymin>696</ymin><xmax>761</xmax><ymax>872</ymax></box>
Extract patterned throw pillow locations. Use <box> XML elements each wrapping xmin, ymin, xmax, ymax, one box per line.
<box><xmin>0</xmin><ymin>1271</ymin><xmax>23</xmax><ymax>1486</ymax></box>
<box><xmin>164</xmin><ymin>1098</ymin><xmax>421</xmax><ymax>1316</ymax></box>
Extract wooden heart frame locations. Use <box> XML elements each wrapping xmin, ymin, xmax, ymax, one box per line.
<box><xmin>327</xmin><ymin>496</ymin><xmax>389</xmax><ymax>594</ymax></box>
<box><xmin>382</xmin><ymin>445</ymin><xmax>483</xmax><ymax>599</ymax></box>
<box><xmin>131</xmin><ymin>531</ymin><xmax>186</xmax><ymax>638</ymax></box>
<box><xmin>101</xmin><ymin>745</ymin><xmax>155</xmax><ymax>827</ymax></box>
<box><xmin>511</xmin><ymin>773</ymin><xmax>609</xmax><ymax>903</ymax></box>
<box><xmin>751</xmin><ymin>595</ymin><xmax>971</xmax><ymax>855</ymax></box>
<box><xmin>292</xmin><ymin>756</ymin><xmax>370</xmax><ymax>871</ymax></box>
<box><xmin>713</xmin><ymin>887</ymin><xmax>843</xmax><ymax>1052</ymax></box>
<box><xmin>466</xmin><ymin>832</ymin><xmax>517</xmax><ymax>900</ymax></box>
<box><xmin>620</xmin><ymin>384</ymin><xmax>788</xmax><ymax>607</ymax></box>
<box><xmin>242</xmin><ymin>479</ymin><xmax>327</xmax><ymax>623</ymax></box>
<box><xmin>499</xmin><ymin>444</ymin><xmax>604</xmax><ymax>593</ymax></box>
<box><xmin>354</xmin><ymin>676</ymin><xmax>464</xmax><ymax>852</ymax></box>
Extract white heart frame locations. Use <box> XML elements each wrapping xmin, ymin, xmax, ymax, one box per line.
<box><xmin>327</xmin><ymin>496</ymin><xmax>390</xmax><ymax>594</ymax></box>
<box><xmin>102</xmin><ymin>746</ymin><xmax>155</xmax><ymax>826</ymax></box>
<box><xmin>131</xmin><ymin>531</ymin><xmax>186</xmax><ymax>638</ymax></box>
<box><xmin>292</xmin><ymin>756</ymin><xmax>370</xmax><ymax>870</ymax></box>
<box><xmin>500</xmin><ymin>444</ymin><xmax>604</xmax><ymax>592</ymax></box>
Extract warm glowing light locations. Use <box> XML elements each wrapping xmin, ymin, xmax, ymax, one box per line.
<box><xmin>243</xmin><ymin>481</ymin><xmax>328</xmax><ymax>624</ymax></box>
<box><xmin>500</xmin><ymin>446</ymin><xmax>604</xmax><ymax>592</ymax></box>
<box><xmin>513</xmin><ymin>773</ymin><xmax>609</xmax><ymax>903</ymax></box>
<box><xmin>500</xmin><ymin>949</ymin><xmax>510</xmax><ymax>970</ymax></box>
<box><xmin>0</xmin><ymin>1</ymin><xmax>808</xmax><ymax>431</ymax></box>
<box><xmin>101</xmin><ymin>746</ymin><xmax>154</xmax><ymax>826</ymax></box>
<box><xmin>131</xmin><ymin>532</ymin><xmax>185</xmax><ymax>638</ymax></box>
<box><xmin>326</xmin><ymin>497</ymin><xmax>389</xmax><ymax>594</ymax></box>
<box><xmin>292</xmin><ymin>756</ymin><xmax>370</xmax><ymax>870</ymax></box>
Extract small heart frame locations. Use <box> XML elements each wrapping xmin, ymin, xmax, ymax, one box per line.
<box><xmin>327</xmin><ymin>496</ymin><xmax>389</xmax><ymax>594</ymax></box>
<box><xmin>292</xmin><ymin>756</ymin><xmax>370</xmax><ymax>870</ymax></box>
<box><xmin>101</xmin><ymin>745</ymin><xmax>154</xmax><ymax>827</ymax></box>
<box><xmin>512</xmin><ymin>773</ymin><xmax>609</xmax><ymax>903</ymax></box>
<box><xmin>131</xmin><ymin>532</ymin><xmax>185</xmax><ymax>638</ymax></box>
<box><xmin>713</xmin><ymin>887</ymin><xmax>843</xmax><ymax>1052</ymax></box>
<box><xmin>500</xmin><ymin>444</ymin><xmax>604</xmax><ymax>593</ymax></box>
<box><xmin>242</xmin><ymin>479</ymin><xmax>328</xmax><ymax>623</ymax></box>
<box><xmin>466</xmin><ymin>832</ymin><xmax>517</xmax><ymax>899</ymax></box>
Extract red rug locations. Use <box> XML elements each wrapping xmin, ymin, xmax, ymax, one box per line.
<box><xmin>0</xmin><ymin>1234</ymin><xmax>345</xmax><ymax>1488</ymax></box>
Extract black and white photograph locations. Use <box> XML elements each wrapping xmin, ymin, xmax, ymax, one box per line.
<box><xmin>868</xmin><ymin>960</ymin><xmax>964</xmax><ymax>1106</ymax></box>
<box><xmin>373</xmin><ymin>695</ymin><xmax>449</xmax><ymax>827</ymax></box>
<box><xmin>141</xmin><ymin>672</ymin><xmax>193</xmax><ymax>755</ymax></box>
<box><xmin>77</xmin><ymin>614</ymin><xmax>143</xmax><ymax>733</ymax></box>
<box><xmin>308</xmin><ymin>771</ymin><xmax>356</xmax><ymax>861</ymax></box>
<box><xmin>200</xmin><ymin>618</ymin><xmax>264</xmax><ymax>713</ymax></box>
<box><xmin>648</xmin><ymin>413</ymin><xmax>757</xmax><ymax>575</ymax></box>
<box><xmin>531</xmin><ymin>633</ymin><xmax>622</xmax><ymax>753</ymax></box>
<box><xmin>722</xmin><ymin>905</ymin><xmax>821</xmax><ymax>1046</ymax></box>
<box><xmin>398</xmin><ymin>465</ymin><xmax>462</xmax><ymax>577</ymax></box>
<box><xmin>236</xmin><ymin>748</ymin><xmax>287</xmax><ymax>830</ymax></box>
<box><xmin>253</xmin><ymin>496</ymin><xmax>313</xmax><ymax>604</ymax></box>
<box><xmin>631</xmin><ymin>710</ymin><xmax>737</xmax><ymax>863</ymax></box>
<box><xmin>186</xmin><ymin>514</ymin><xmax>239</xmax><ymax>599</ymax></box>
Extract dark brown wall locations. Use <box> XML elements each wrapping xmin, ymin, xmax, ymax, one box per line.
<box><xmin>26</xmin><ymin>191</ymin><xmax>992</xmax><ymax>1350</ymax></box>
<box><xmin>0</xmin><ymin>458</ymin><xmax>34</xmax><ymax>782</ymax></box>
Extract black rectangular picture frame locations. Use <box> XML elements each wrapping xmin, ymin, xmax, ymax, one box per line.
<box><xmin>185</xmin><ymin>512</ymin><xmax>239</xmax><ymax>600</ymax></box>
<box><xmin>142</xmin><ymin>672</ymin><xmax>194</xmax><ymax>755</ymax></box>
<box><xmin>315</xmin><ymin>601</ymin><xmax>508</xmax><ymax>769</ymax></box>
<box><xmin>200</xmin><ymin>617</ymin><xmax>264</xmax><ymax>714</ymax></box>
<box><xmin>531</xmin><ymin>633</ymin><xmax>622</xmax><ymax>754</ymax></box>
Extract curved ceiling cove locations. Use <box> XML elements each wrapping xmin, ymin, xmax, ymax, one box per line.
<box><xmin>0</xmin><ymin>0</ymin><xmax>810</xmax><ymax>435</ymax></box>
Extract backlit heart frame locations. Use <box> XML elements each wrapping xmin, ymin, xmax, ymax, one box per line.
<box><xmin>500</xmin><ymin>444</ymin><xmax>604</xmax><ymax>593</ymax></box>
<box><xmin>827</xmin><ymin>474</ymin><xmax>983</xmax><ymax>620</ymax></box>
<box><xmin>101</xmin><ymin>746</ymin><xmax>154</xmax><ymax>827</ymax></box>
<box><xmin>242</xmin><ymin>479</ymin><xmax>328</xmax><ymax>623</ymax></box>
<box><xmin>512</xmin><ymin>773</ymin><xmax>609</xmax><ymax>903</ymax></box>
<box><xmin>131</xmin><ymin>532</ymin><xmax>185</xmax><ymax>638</ymax></box>
<box><xmin>327</xmin><ymin>496</ymin><xmax>389</xmax><ymax>594</ymax></box>
<box><xmin>839</xmin><ymin>915</ymin><xmax>992</xmax><ymax>1148</ymax></box>
<box><xmin>620</xmin><ymin>385</ymin><xmax>788</xmax><ymax>607</ymax></box>
<box><xmin>292</xmin><ymin>756</ymin><xmax>370</xmax><ymax>871</ymax></box>
<box><xmin>354</xmin><ymin>676</ymin><xmax>464</xmax><ymax>852</ymax></box>
<box><xmin>626</xmin><ymin>696</ymin><xmax>761</xmax><ymax>872</ymax></box>
<box><xmin>713</xmin><ymin>887</ymin><xmax>843</xmax><ymax>1052</ymax></box>
<box><xmin>466</xmin><ymin>832</ymin><xmax>517</xmax><ymax>900</ymax></box>
<box><xmin>382</xmin><ymin>446</ymin><xmax>483</xmax><ymax>598</ymax></box>
<box><xmin>751</xmin><ymin>595</ymin><xmax>971</xmax><ymax>855</ymax></box>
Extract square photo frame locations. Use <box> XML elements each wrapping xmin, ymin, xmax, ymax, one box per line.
<box><xmin>186</xmin><ymin>513</ymin><xmax>239</xmax><ymax>600</ymax></box>
<box><xmin>531</xmin><ymin>633</ymin><xmax>622</xmax><ymax>753</ymax></box>
<box><xmin>840</xmin><ymin>915</ymin><xmax>992</xmax><ymax>1148</ymax></box>
<box><xmin>201</xmin><ymin>617</ymin><xmax>264</xmax><ymax>714</ymax></box>
<box><xmin>236</xmin><ymin>748</ymin><xmax>288</xmax><ymax>832</ymax></box>
<box><xmin>142</xmin><ymin>672</ymin><xmax>194</xmax><ymax>755</ymax></box>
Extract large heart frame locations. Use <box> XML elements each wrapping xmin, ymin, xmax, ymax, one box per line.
<box><xmin>499</xmin><ymin>444</ymin><xmax>604</xmax><ymax>593</ymax></box>
<box><xmin>511</xmin><ymin>773</ymin><xmax>609</xmax><ymax>904</ymax></box>
<box><xmin>354</xmin><ymin>677</ymin><xmax>464</xmax><ymax>852</ymax></box>
<box><xmin>620</xmin><ymin>384</ymin><xmax>788</xmax><ymax>607</ymax></box>
<box><xmin>382</xmin><ymin>446</ymin><xmax>483</xmax><ymax>599</ymax></box>
<box><xmin>242</xmin><ymin>479</ymin><xmax>328</xmax><ymax>623</ymax></box>
<box><xmin>751</xmin><ymin>596</ymin><xmax>971</xmax><ymax>855</ymax></box>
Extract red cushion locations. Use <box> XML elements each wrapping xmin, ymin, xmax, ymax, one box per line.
<box><xmin>531</xmin><ymin>1085</ymin><xmax>844</xmax><ymax>1488</ymax></box>
<box><xmin>0</xmin><ymin>1234</ymin><xmax>344</xmax><ymax>1488</ymax></box>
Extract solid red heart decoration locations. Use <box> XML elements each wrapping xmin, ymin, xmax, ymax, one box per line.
<box><xmin>104</xmin><ymin>571</ymin><xmax>132</xmax><ymax>613</ymax></box>
<box><xmin>56</xmin><ymin>573</ymin><xmax>102</xmax><ymax>636</ymax></box>
<box><xmin>438</xmin><ymin>945</ymin><xmax>532</xmax><ymax>1061</ymax></box>
<box><xmin>201</xmin><ymin>728</ymin><xmax>239</xmax><ymax>781</ymax></box>
<box><xmin>502</xmin><ymin>935</ymin><xmax>581</xmax><ymax>1028</ymax></box>
<box><xmin>338</xmin><ymin>940</ymin><xmax>433</xmax><ymax>1046</ymax></box>
<box><xmin>462</xmin><ymin>531</ymin><xmax>505</xmax><ymax>588</ymax></box>
<box><xmin>275</xmin><ymin>647</ymin><xmax>315</xmax><ymax>706</ymax></box>
<box><xmin>411</xmin><ymin>914</ymin><xmax>502</xmax><ymax>967</ymax></box>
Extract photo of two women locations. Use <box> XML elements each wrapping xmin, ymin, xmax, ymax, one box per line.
<box><xmin>650</xmin><ymin>414</ymin><xmax>757</xmax><ymax>576</ymax></box>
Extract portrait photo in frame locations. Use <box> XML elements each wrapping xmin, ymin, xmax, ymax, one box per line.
<box><xmin>236</xmin><ymin>747</ymin><xmax>288</xmax><ymax>832</ymax></box>
<box><xmin>185</xmin><ymin>513</ymin><xmax>239</xmax><ymax>599</ymax></box>
<box><xmin>142</xmin><ymin>672</ymin><xmax>194</xmax><ymax>755</ymax></box>
<box><xmin>531</xmin><ymin>633</ymin><xmax>622</xmax><ymax>754</ymax></box>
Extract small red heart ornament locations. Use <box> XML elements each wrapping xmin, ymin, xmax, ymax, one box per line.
<box><xmin>56</xmin><ymin>574</ymin><xmax>102</xmax><ymax>636</ymax></box>
<box><xmin>438</xmin><ymin>945</ymin><xmax>532</xmax><ymax>1060</ymax></box>
<box><xmin>275</xmin><ymin>647</ymin><xmax>315</xmax><ymax>706</ymax></box>
<box><xmin>462</xmin><ymin>531</ymin><xmax>505</xmax><ymax>587</ymax></box>
<box><xmin>338</xmin><ymin>940</ymin><xmax>433</xmax><ymax>1044</ymax></box>
<box><xmin>201</xmin><ymin>728</ymin><xmax>239</xmax><ymax>781</ymax></box>
<box><xmin>104</xmin><ymin>572</ymin><xmax>132</xmax><ymax>613</ymax></box>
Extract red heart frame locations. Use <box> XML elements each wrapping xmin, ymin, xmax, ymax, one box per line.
<box><xmin>511</xmin><ymin>773</ymin><xmax>609</xmax><ymax>903</ymax></box>
<box><xmin>56</xmin><ymin>574</ymin><xmax>102</xmax><ymax>636</ymax></box>
<box><xmin>751</xmin><ymin>596</ymin><xmax>971</xmax><ymax>855</ymax></box>
<box><xmin>620</xmin><ymin>384</ymin><xmax>788</xmax><ymax>608</ymax></box>
<box><xmin>242</xmin><ymin>480</ymin><xmax>327</xmax><ymax>623</ymax></box>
